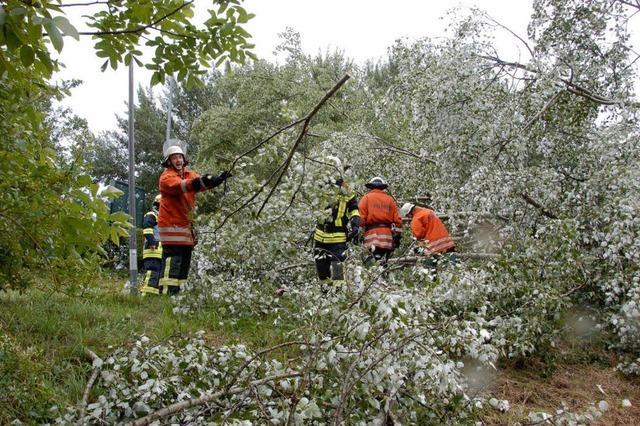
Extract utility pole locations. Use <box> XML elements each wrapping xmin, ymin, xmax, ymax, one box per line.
<box><xmin>128</xmin><ymin>59</ymin><xmax>138</xmax><ymax>295</ymax></box>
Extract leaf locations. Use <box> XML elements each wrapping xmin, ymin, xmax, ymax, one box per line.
<box><xmin>101</xmin><ymin>185</ymin><xmax>124</xmax><ymax>199</ymax></box>
<box><xmin>76</xmin><ymin>174</ymin><xmax>92</xmax><ymax>187</ymax></box>
<box><xmin>35</xmin><ymin>49</ymin><xmax>53</xmax><ymax>74</ymax></box>
<box><xmin>182</xmin><ymin>5</ymin><xmax>194</xmax><ymax>19</ymax></box>
<box><xmin>236</xmin><ymin>6</ymin><xmax>249</xmax><ymax>23</ymax></box>
<box><xmin>220</xmin><ymin>22</ymin><xmax>233</xmax><ymax>37</ymax></box>
<box><xmin>109</xmin><ymin>210</ymin><xmax>131</xmax><ymax>221</ymax></box>
<box><xmin>215</xmin><ymin>55</ymin><xmax>226</xmax><ymax>67</ymax></box>
<box><xmin>5</xmin><ymin>28</ymin><xmax>22</xmax><ymax>52</ymax></box>
<box><xmin>19</xmin><ymin>45</ymin><xmax>34</xmax><ymax>67</ymax></box>
<box><xmin>150</xmin><ymin>71</ymin><xmax>161</xmax><ymax>86</ymax></box>
<box><xmin>110</xmin><ymin>227</ymin><xmax>120</xmax><ymax>245</ymax></box>
<box><xmin>46</xmin><ymin>23</ymin><xmax>64</xmax><ymax>52</ymax></box>
<box><xmin>9</xmin><ymin>6</ymin><xmax>27</xmax><ymax>16</ymax></box>
<box><xmin>53</xmin><ymin>15</ymin><xmax>79</xmax><ymax>40</ymax></box>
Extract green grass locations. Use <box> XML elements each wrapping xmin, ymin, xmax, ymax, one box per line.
<box><xmin>0</xmin><ymin>277</ymin><xmax>292</xmax><ymax>424</ymax></box>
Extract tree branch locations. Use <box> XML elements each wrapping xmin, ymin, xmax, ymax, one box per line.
<box><xmin>481</xmin><ymin>12</ymin><xmax>534</xmax><ymax>58</ymax></box>
<box><xmin>59</xmin><ymin>1</ymin><xmax>109</xmax><ymax>6</ymax></box>
<box><xmin>77</xmin><ymin>1</ymin><xmax>194</xmax><ymax>36</ymax></box>
<box><xmin>521</xmin><ymin>192</ymin><xmax>558</xmax><ymax>219</ymax></box>
<box><xmin>131</xmin><ymin>372</ymin><xmax>302</xmax><ymax>426</ymax></box>
<box><xmin>256</xmin><ymin>74</ymin><xmax>351</xmax><ymax>216</ymax></box>
<box><xmin>79</xmin><ymin>349</ymin><xmax>102</xmax><ymax>423</ymax></box>
<box><xmin>616</xmin><ymin>0</ymin><xmax>640</xmax><ymax>11</ymax></box>
<box><xmin>230</xmin><ymin>118</ymin><xmax>307</xmax><ymax>170</ymax></box>
<box><xmin>480</xmin><ymin>55</ymin><xmax>628</xmax><ymax>106</ymax></box>
<box><xmin>560</xmin><ymin>78</ymin><xmax>618</xmax><ymax>105</ymax></box>
<box><xmin>522</xmin><ymin>90</ymin><xmax>563</xmax><ymax>131</ymax></box>
<box><xmin>149</xmin><ymin>25</ymin><xmax>197</xmax><ymax>40</ymax></box>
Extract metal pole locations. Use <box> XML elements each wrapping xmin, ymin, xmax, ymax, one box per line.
<box><xmin>128</xmin><ymin>59</ymin><xmax>138</xmax><ymax>295</ymax></box>
<box><xmin>165</xmin><ymin>77</ymin><xmax>173</xmax><ymax>142</ymax></box>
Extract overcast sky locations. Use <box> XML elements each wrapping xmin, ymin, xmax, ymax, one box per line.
<box><xmin>53</xmin><ymin>0</ymin><xmax>592</xmax><ymax>134</ymax></box>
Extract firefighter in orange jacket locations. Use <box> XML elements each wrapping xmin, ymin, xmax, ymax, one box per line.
<box><xmin>358</xmin><ymin>177</ymin><xmax>403</xmax><ymax>265</ymax></box>
<box><xmin>157</xmin><ymin>144</ymin><xmax>231</xmax><ymax>295</ymax></box>
<box><xmin>399</xmin><ymin>203</ymin><xmax>456</xmax><ymax>266</ymax></box>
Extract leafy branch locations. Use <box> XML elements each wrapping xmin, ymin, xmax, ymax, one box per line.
<box><xmin>131</xmin><ymin>372</ymin><xmax>302</xmax><ymax>426</ymax></box>
<box><xmin>77</xmin><ymin>1</ymin><xmax>194</xmax><ymax>36</ymax></box>
<box><xmin>212</xmin><ymin>74</ymin><xmax>351</xmax><ymax>231</ymax></box>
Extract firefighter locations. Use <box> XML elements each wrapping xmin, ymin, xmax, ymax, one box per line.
<box><xmin>158</xmin><ymin>144</ymin><xmax>232</xmax><ymax>295</ymax></box>
<box><xmin>399</xmin><ymin>202</ymin><xmax>456</xmax><ymax>271</ymax></box>
<box><xmin>140</xmin><ymin>194</ymin><xmax>163</xmax><ymax>296</ymax></box>
<box><xmin>358</xmin><ymin>177</ymin><xmax>403</xmax><ymax>265</ymax></box>
<box><xmin>313</xmin><ymin>174</ymin><xmax>360</xmax><ymax>289</ymax></box>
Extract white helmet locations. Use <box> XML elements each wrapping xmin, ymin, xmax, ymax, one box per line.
<box><xmin>153</xmin><ymin>194</ymin><xmax>161</xmax><ymax>204</ymax></box>
<box><xmin>162</xmin><ymin>145</ymin><xmax>188</xmax><ymax>167</ymax></box>
<box><xmin>365</xmin><ymin>176</ymin><xmax>388</xmax><ymax>189</ymax></box>
<box><xmin>399</xmin><ymin>202</ymin><xmax>415</xmax><ymax>218</ymax></box>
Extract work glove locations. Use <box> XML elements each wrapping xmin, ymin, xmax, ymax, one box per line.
<box><xmin>219</xmin><ymin>170</ymin><xmax>233</xmax><ymax>181</ymax></box>
<box><xmin>346</xmin><ymin>216</ymin><xmax>360</xmax><ymax>244</ymax></box>
<box><xmin>202</xmin><ymin>170</ymin><xmax>231</xmax><ymax>189</ymax></box>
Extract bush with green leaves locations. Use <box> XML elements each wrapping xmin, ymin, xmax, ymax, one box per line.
<box><xmin>0</xmin><ymin>69</ymin><xmax>131</xmax><ymax>292</ymax></box>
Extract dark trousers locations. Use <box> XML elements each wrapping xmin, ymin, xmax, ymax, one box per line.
<box><xmin>159</xmin><ymin>245</ymin><xmax>193</xmax><ymax>295</ymax></box>
<box><xmin>313</xmin><ymin>242</ymin><xmax>347</xmax><ymax>280</ymax></box>
<box><xmin>142</xmin><ymin>258</ymin><xmax>162</xmax><ymax>289</ymax></box>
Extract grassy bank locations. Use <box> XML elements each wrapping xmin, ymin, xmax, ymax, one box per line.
<box><xmin>0</xmin><ymin>279</ymin><xmax>287</xmax><ymax>424</ymax></box>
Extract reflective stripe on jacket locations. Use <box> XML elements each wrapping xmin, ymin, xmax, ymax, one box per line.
<box><xmin>142</xmin><ymin>210</ymin><xmax>162</xmax><ymax>259</ymax></box>
<box><xmin>411</xmin><ymin>207</ymin><xmax>455</xmax><ymax>255</ymax></box>
<box><xmin>358</xmin><ymin>189</ymin><xmax>402</xmax><ymax>250</ymax></box>
<box><xmin>158</xmin><ymin>168</ymin><xmax>204</xmax><ymax>246</ymax></box>
<box><xmin>314</xmin><ymin>194</ymin><xmax>360</xmax><ymax>244</ymax></box>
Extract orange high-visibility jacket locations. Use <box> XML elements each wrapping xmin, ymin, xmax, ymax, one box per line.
<box><xmin>411</xmin><ymin>206</ymin><xmax>455</xmax><ymax>255</ymax></box>
<box><xmin>358</xmin><ymin>189</ymin><xmax>402</xmax><ymax>250</ymax></box>
<box><xmin>158</xmin><ymin>168</ymin><xmax>205</xmax><ymax>246</ymax></box>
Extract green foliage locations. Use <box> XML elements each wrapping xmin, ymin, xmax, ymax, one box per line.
<box><xmin>0</xmin><ymin>1</ymin><xmax>63</xmax><ymax>79</ymax></box>
<box><xmin>0</xmin><ymin>0</ymin><xmax>254</xmax><ymax>88</ymax></box>
<box><xmin>0</xmin><ymin>135</ymin><xmax>130</xmax><ymax>292</ymax></box>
